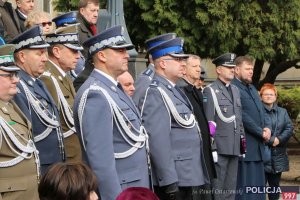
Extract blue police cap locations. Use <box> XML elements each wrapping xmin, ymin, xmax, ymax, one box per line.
<box><xmin>145</xmin><ymin>33</ymin><xmax>176</xmax><ymax>50</ymax></box>
<box><xmin>148</xmin><ymin>38</ymin><xmax>189</xmax><ymax>60</ymax></box>
<box><xmin>212</xmin><ymin>53</ymin><xmax>236</xmax><ymax>67</ymax></box>
<box><xmin>46</xmin><ymin>24</ymin><xmax>83</xmax><ymax>51</ymax></box>
<box><xmin>0</xmin><ymin>44</ymin><xmax>20</xmax><ymax>72</ymax></box>
<box><xmin>52</xmin><ymin>11</ymin><xmax>78</xmax><ymax>27</ymax></box>
<box><xmin>83</xmin><ymin>25</ymin><xmax>134</xmax><ymax>56</ymax></box>
<box><xmin>10</xmin><ymin>25</ymin><xmax>50</xmax><ymax>52</ymax></box>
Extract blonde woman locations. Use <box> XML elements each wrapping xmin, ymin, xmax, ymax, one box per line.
<box><xmin>24</xmin><ymin>10</ymin><xmax>52</xmax><ymax>33</ymax></box>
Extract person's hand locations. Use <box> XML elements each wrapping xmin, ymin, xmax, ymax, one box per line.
<box><xmin>272</xmin><ymin>137</ymin><xmax>280</xmax><ymax>147</ymax></box>
<box><xmin>263</xmin><ymin>128</ymin><xmax>271</xmax><ymax>141</ymax></box>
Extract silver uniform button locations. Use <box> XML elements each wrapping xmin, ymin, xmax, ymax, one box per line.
<box><xmin>111</xmin><ymin>86</ymin><xmax>117</xmax><ymax>92</ymax></box>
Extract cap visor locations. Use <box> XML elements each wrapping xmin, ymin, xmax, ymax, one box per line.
<box><xmin>0</xmin><ymin>65</ymin><xmax>20</xmax><ymax>72</ymax></box>
<box><xmin>64</xmin><ymin>43</ymin><xmax>84</xmax><ymax>51</ymax></box>
<box><xmin>110</xmin><ymin>43</ymin><xmax>135</xmax><ymax>50</ymax></box>
<box><xmin>29</xmin><ymin>43</ymin><xmax>50</xmax><ymax>49</ymax></box>
<box><xmin>169</xmin><ymin>53</ymin><xmax>189</xmax><ymax>59</ymax></box>
<box><xmin>222</xmin><ymin>64</ymin><xmax>236</xmax><ymax>67</ymax></box>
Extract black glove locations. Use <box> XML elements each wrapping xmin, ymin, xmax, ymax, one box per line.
<box><xmin>162</xmin><ymin>182</ymin><xmax>179</xmax><ymax>200</ymax></box>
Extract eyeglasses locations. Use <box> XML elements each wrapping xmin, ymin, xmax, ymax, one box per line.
<box><xmin>39</xmin><ymin>21</ymin><xmax>52</xmax><ymax>27</ymax></box>
<box><xmin>163</xmin><ymin>57</ymin><xmax>187</xmax><ymax>62</ymax></box>
<box><xmin>0</xmin><ymin>72</ymin><xmax>19</xmax><ymax>80</ymax></box>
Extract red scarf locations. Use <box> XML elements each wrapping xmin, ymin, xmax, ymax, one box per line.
<box><xmin>89</xmin><ymin>24</ymin><xmax>97</xmax><ymax>35</ymax></box>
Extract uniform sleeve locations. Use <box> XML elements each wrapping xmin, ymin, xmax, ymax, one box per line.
<box><xmin>142</xmin><ymin>87</ymin><xmax>178</xmax><ymax>186</ymax></box>
<box><xmin>80</xmin><ymin>90</ymin><xmax>122</xmax><ymax>200</ymax></box>
<box><xmin>202</xmin><ymin>87</ymin><xmax>216</xmax><ymax>123</ymax></box>
<box><xmin>133</xmin><ymin>76</ymin><xmax>151</xmax><ymax>110</ymax></box>
<box><xmin>202</xmin><ymin>87</ymin><xmax>217</xmax><ymax>136</ymax></box>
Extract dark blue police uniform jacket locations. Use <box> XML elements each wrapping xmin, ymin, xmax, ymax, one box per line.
<box><xmin>73</xmin><ymin>69</ymin><xmax>150</xmax><ymax>200</ymax></box>
<box><xmin>13</xmin><ymin>69</ymin><xmax>64</xmax><ymax>168</ymax></box>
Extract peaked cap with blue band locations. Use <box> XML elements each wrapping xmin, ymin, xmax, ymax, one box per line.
<box><xmin>145</xmin><ymin>33</ymin><xmax>176</xmax><ymax>51</ymax></box>
<box><xmin>10</xmin><ymin>25</ymin><xmax>50</xmax><ymax>52</ymax></box>
<box><xmin>148</xmin><ymin>38</ymin><xmax>189</xmax><ymax>60</ymax></box>
<box><xmin>52</xmin><ymin>11</ymin><xmax>78</xmax><ymax>27</ymax></box>
<box><xmin>83</xmin><ymin>25</ymin><xmax>134</xmax><ymax>56</ymax></box>
<box><xmin>212</xmin><ymin>53</ymin><xmax>236</xmax><ymax>67</ymax></box>
<box><xmin>46</xmin><ymin>24</ymin><xmax>83</xmax><ymax>51</ymax></box>
<box><xmin>0</xmin><ymin>44</ymin><xmax>20</xmax><ymax>72</ymax></box>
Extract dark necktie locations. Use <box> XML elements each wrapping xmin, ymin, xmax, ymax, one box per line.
<box><xmin>226</xmin><ymin>85</ymin><xmax>233</xmax><ymax>100</ymax></box>
<box><xmin>117</xmin><ymin>83</ymin><xmax>124</xmax><ymax>92</ymax></box>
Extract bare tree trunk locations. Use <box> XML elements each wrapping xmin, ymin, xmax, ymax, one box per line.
<box><xmin>252</xmin><ymin>59</ymin><xmax>264</xmax><ymax>89</ymax></box>
<box><xmin>258</xmin><ymin>59</ymin><xmax>300</xmax><ymax>89</ymax></box>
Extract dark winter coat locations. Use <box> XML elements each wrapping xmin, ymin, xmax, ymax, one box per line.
<box><xmin>263</xmin><ymin>103</ymin><xmax>293</xmax><ymax>174</ymax></box>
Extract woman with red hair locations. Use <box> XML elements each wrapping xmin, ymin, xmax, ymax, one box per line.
<box><xmin>260</xmin><ymin>83</ymin><xmax>293</xmax><ymax>200</ymax></box>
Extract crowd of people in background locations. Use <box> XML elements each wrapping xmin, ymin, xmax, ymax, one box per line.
<box><xmin>0</xmin><ymin>0</ymin><xmax>294</xmax><ymax>200</ymax></box>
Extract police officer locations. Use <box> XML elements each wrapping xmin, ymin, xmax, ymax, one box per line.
<box><xmin>133</xmin><ymin>33</ymin><xmax>176</xmax><ymax>110</ymax></box>
<box><xmin>40</xmin><ymin>24</ymin><xmax>83</xmax><ymax>163</ymax></box>
<box><xmin>73</xmin><ymin>25</ymin><xmax>150</xmax><ymax>200</ymax></box>
<box><xmin>141</xmin><ymin>38</ymin><xmax>209</xmax><ymax>200</ymax></box>
<box><xmin>11</xmin><ymin>25</ymin><xmax>65</xmax><ymax>175</ymax></box>
<box><xmin>202</xmin><ymin>53</ymin><xmax>245</xmax><ymax>200</ymax></box>
<box><xmin>0</xmin><ymin>44</ymin><xmax>39</xmax><ymax>200</ymax></box>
